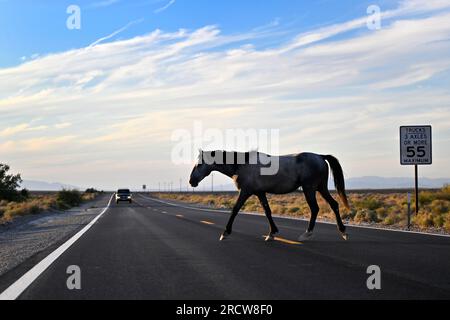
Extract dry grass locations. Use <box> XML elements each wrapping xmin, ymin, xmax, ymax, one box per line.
<box><xmin>0</xmin><ymin>191</ymin><xmax>99</xmax><ymax>224</ymax></box>
<box><xmin>155</xmin><ymin>186</ymin><xmax>450</xmax><ymax>233</ymax></box>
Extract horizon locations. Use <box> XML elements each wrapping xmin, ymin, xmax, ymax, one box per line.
<box><xmin>20</xmin><ymin>175</ymin><xmax>450</xmax><ymax>192</ymax></box>
<box><xmin>1</xmin><ymin>0</ymin><xmax>450</xmax><ymax>190</ymax></box>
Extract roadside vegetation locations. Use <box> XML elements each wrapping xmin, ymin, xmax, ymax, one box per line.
<box><xmin>0</xmin><ymin>189</ymin><xmax>100</xmax><ymax>224</ymax></box>
<box><xmin>155</xmin><ymin>186</ymin><xmax>450</xmax><ymax>233</ymax></box>
<box><xmin>0</xmin><ymin>162</ymin><xmax>100</xmax><ymax>224</ymax></box>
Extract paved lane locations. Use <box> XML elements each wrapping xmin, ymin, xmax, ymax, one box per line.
<box><xmin>4</xmin><ymin>194</ymin><xmax>450</xmax><ymax>299</ymax></box>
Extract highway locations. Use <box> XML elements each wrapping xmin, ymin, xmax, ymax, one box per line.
<box><xmin>1</xmin><ymin>193</ymin><xmax>450</xmax><ymax>300</ymax></box>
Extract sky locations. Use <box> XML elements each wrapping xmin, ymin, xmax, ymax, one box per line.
<box><xmin>1</xmin><ymin>0</ymin><xmax>450</xmax><ymax>190</ymax></box>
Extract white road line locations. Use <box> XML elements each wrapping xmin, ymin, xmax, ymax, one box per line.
<box><xmin>138</xmin><ymin>194</ymin><xmax>450</xmax><ymax>239</ymax></box>
<box><xmin>0</xmin><ymin>194</ymin><xmax>114</xmax><ymax>300</ymax></box>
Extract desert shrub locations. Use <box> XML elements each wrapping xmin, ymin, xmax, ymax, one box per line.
<box><xmin>20</xmin><ymin>188</ymin><xmax>30</xmax><ymax>199</ymax></box>
<box><xmin>57</xmin><ymin>189</ymin><xmax>82</xmax><ymax>208</ymax></box>
<box><xmin>288</xmin><ymin>206</ymin><xmax>300</xmax><ymax>214</ymax></box>
<box><xmin>433</xmin><ymin>215</ymin><xmax>445</xmax><ymax>228</ymax></box>
<box><xmin>430</xmin><ymin>200</ymin><xmax>448</xmax><ymax>215</ymax></box>
<box><xmin>271</xmin><ymin>204</ymin><xmax>287</xmax><ymax>215</ymax></box>
<box><xmin>354</xmin><ymin>209</ymin><xmax>380</xmax><ymax>223</ymax></box>
<box><xmin>85</xmin><ymin>188</ymin><xmax>98</xmax><ymax>194</ymax></box>
<box><xmin>413</xmin><ymin>213</ymin><xmax>435</xmax><ymax>228</ymax></box>
<box><xmin>81</xmin><ymin>192</ymin><xmax>96</xmax><ymax>201</ymax></box>
<box><xmin>436</xmin><ymin>185</ymin><xmax>450</xmax><ymax>201</ymax></box>
<box><xmin>444</xmin><ymin>215</ymin><xmax>450</xmax><ymax>232</ymax></box>
<box><xmin>419</xmin><ymin>191</ymin><xmax>435</xmax><ymax>205</ymax></box>
<box><xmin>220</xmin><ymin>200</ymin><xmax>234</xmax><ymax>209</ymax></box>
<box><xmin>0</xmin><ymin>200</ymin><xmax>44</xmax><ymax>222</ymax></box>
<box><xmin>383</xmin><ymin>214</ymin><xmax>395</xmax><ymax>226</ymax></box>
<box><xmin>341</xmin><ymin>209</ymin><xmax>356</xmax><ymax>220</ymax></box>
<box><xmin>354</xmin><ymin>196</ymin><xmax>384</xmax><ymax>211</ymax></box>
<box><xmin>376</xmin><ymin>207</ymin><xmax>388</xmax><ymax>220</ymax></box>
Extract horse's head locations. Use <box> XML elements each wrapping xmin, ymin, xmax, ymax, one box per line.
<box><xmin>189</xmin><ymin>150</ymin><xmax>214</xmax><ymax>188</ymax></box>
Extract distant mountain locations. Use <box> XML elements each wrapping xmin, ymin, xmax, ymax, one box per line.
<box><xmin>20</xmin><ymin>180</ymin><xmax>80</xmax><ymax>191</ymax></box>
<box><xmin>340</xmin><ymin>176</ymin><xmax>450</xmax><ymax>190</ymax></box>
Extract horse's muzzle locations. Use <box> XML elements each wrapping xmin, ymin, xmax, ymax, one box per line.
<box><xmin>189</xmin><ymin>180</ymin><xmax>199</xmax><ymax>188</ymax></box>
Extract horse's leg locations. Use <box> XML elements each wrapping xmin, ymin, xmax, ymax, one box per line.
<box><xmin>220</xmin><ymin>191</ymin><xmax>251</xmax><ymax>241</ymax></box>
<box><xmin>298</xmin><ymin>188</ymin><xmax>319</xmax><ymax>241</ymax></box>
<box><xmin>319</xmin><ymin>186</ymin><xmax>349</xmax><ymax>240</ymax></box>
<box><xmin>257</xmin><ymin>193</ymin><xmax>279</xmax><ymax>241</ymax></box>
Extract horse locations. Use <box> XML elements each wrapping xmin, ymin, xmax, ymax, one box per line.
<box><xmin>189</xmin><ymin>150</ymin><xmax>350</xmax><ymax>242</ymax></box>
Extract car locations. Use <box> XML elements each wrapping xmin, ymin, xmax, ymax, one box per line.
<box><xmin>115</xmin><ymin>189</ymin><xmax>132</xmax><ymax>204</ymax></box>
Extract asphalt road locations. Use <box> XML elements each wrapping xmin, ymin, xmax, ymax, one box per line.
<box><xmin>3</xmin><ymin>193</ymin><xmax>450</xmax><ymax>300</ymax></box>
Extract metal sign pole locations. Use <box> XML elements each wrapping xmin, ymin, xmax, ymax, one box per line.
<box><xmin>415</xmin><ymin>164</ymin><xmax>419</xmax><ymax>215</ymax></box>
<box><xmin>407</xmin><ymin>192</ymin><xmax>411</xmax><ymax>230</ymax></box>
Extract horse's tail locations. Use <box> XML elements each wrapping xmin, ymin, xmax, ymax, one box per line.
<box><xmin>322</xmin><ymin>155</ymin><xmax>350</xmax><ymax>210</ymax></box>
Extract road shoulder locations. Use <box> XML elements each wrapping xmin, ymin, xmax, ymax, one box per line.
<box><xmin>0</xmin><ymin>193</ymin><xmax>111</xmax><ymax>292</ymax></box>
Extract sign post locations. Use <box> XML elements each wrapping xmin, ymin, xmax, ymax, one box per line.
<box><xmin>400</xmin><ymin>125</ymin><xmax>432</xmax><ymax>217</ymax></box>
<box><xmin>407</xmin><ymin>192</ymin><xmax>411</xmax><ymax>230</ymax></box>
<box><xmin>142</xmin><ymin>184</ymin><xmax>146</xmax><ymax>193</ymax></box>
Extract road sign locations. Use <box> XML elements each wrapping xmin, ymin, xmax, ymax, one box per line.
<box><xmin>142</xmin><ymin>184</ymin><xmax>146</xmax><ymax>191</ymax></box>
<box><xmin>400</xmin><ymin>125</ymin><xmax>432</xmax><ymax>215</ymax></box>
<box><xmin>400</xmin><ymin>126</ymin><xmax>432</xmax><ymax>165</ymax></box>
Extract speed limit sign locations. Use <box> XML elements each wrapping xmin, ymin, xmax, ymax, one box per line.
<box><xmin>400</xmin><ymin>125</ymin><xmax>432</xmax><ymax>217</ymax></box>
<box><xmin>400</xmin><ymin>126</ymin><xmax>432</xmax><ymax>165</ymax></box>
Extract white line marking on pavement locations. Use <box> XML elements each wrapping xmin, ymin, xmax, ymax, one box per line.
<box><xmin>138</xmin><ymin>194</ymin><xmax>450</xmax><ymax>239</ymax></box>
<box><xmin>0</xmin><ymin>194</ymin><xmax>114</xmax><ymax>300</ymax></box>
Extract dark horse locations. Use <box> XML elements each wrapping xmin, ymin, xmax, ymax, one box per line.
<box><xmin>189</xmin><ymin>150</ymin><xmax>350</xmax><ymax>242</ymax></box>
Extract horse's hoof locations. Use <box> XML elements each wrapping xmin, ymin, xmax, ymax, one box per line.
<box><xmin>298</xmin><ymin>231</ymin><xmax>314</xmax><ymax>242</ymax></box>
<box><xmin>220</xmin><ymin>232</ymin><xmax>230</xmax><ymax>241</ymax></box>
<box><xmin>265</xmin><ymin>234</ymin><xmax>275</xmax><ymax>242</ymax></box>
<box><xmin>341</xmin><ymin>232</ymin><xmax>349</xmax><ymax>241</ymax></box>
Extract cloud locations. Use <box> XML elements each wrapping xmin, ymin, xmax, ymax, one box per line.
<box><xmin>88</xmin><ymin>18</ymin><xmax>145</xmax><ymax>47</ymax></box>
<box><xmin>154</xmin><ymin>0</ymin><xmax>175</xmax><ymax>14</ymax></box>
<box><xmin>0</xmin><ymin>123</ymin><xmax>48</xmax><ymax>137</ymax></box>
<box><xmin>54</xmin><ymin>122</ymin><xmax>72</xmax><ymax>129</ymax></box>
<box><xmin>88</xmin><ymin>0</ymin><xmax>120</xmax><ymax>9</ymax></box>
<box><xmin>1</xmin><ymin>0</ymin><xmax>450</xmax><ymax>187</ymax></box>
<box><xmin>0</xmin><ymin>135</ymin><xmax>76</xmax><ymax>153</ymax></box>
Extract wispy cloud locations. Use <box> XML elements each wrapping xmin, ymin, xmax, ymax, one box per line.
<box><xmin>154</xmin><ymin>0</ymin><xmax>175</xmax><ymax>14</ymax></box>
<box><xmin>0</xmin><ymin>123</ymin><xmax>48</xmax><ymax>138</ymax></box>
<box><xmin>88</xmin><ymin>18</ymin><xmax>145</xmax><ymax>47</ymax></box>
<box><xmin>88</xmin><ymin>0</ymin><xmax>120</xmax><ymax>9</ymax></box>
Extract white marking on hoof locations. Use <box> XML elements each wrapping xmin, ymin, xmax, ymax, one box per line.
<box><xmin>265</xmin><ymin>234</ymin><xmax>275</xmax><ymax>242</ymax></box>
<box><xmin>341</xmin><ymin>232</ymin><xmax>349</xmax><ymax>241</ymax></box>
<box><xmin>298</xmin><ymin>231</ymin><xmax>314</xmax><ymax>242</ymax></box>
<box><xmin>220</xmin><ymin>233</ymin><xmax>229</xmax><ymax>241</ymax></box>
